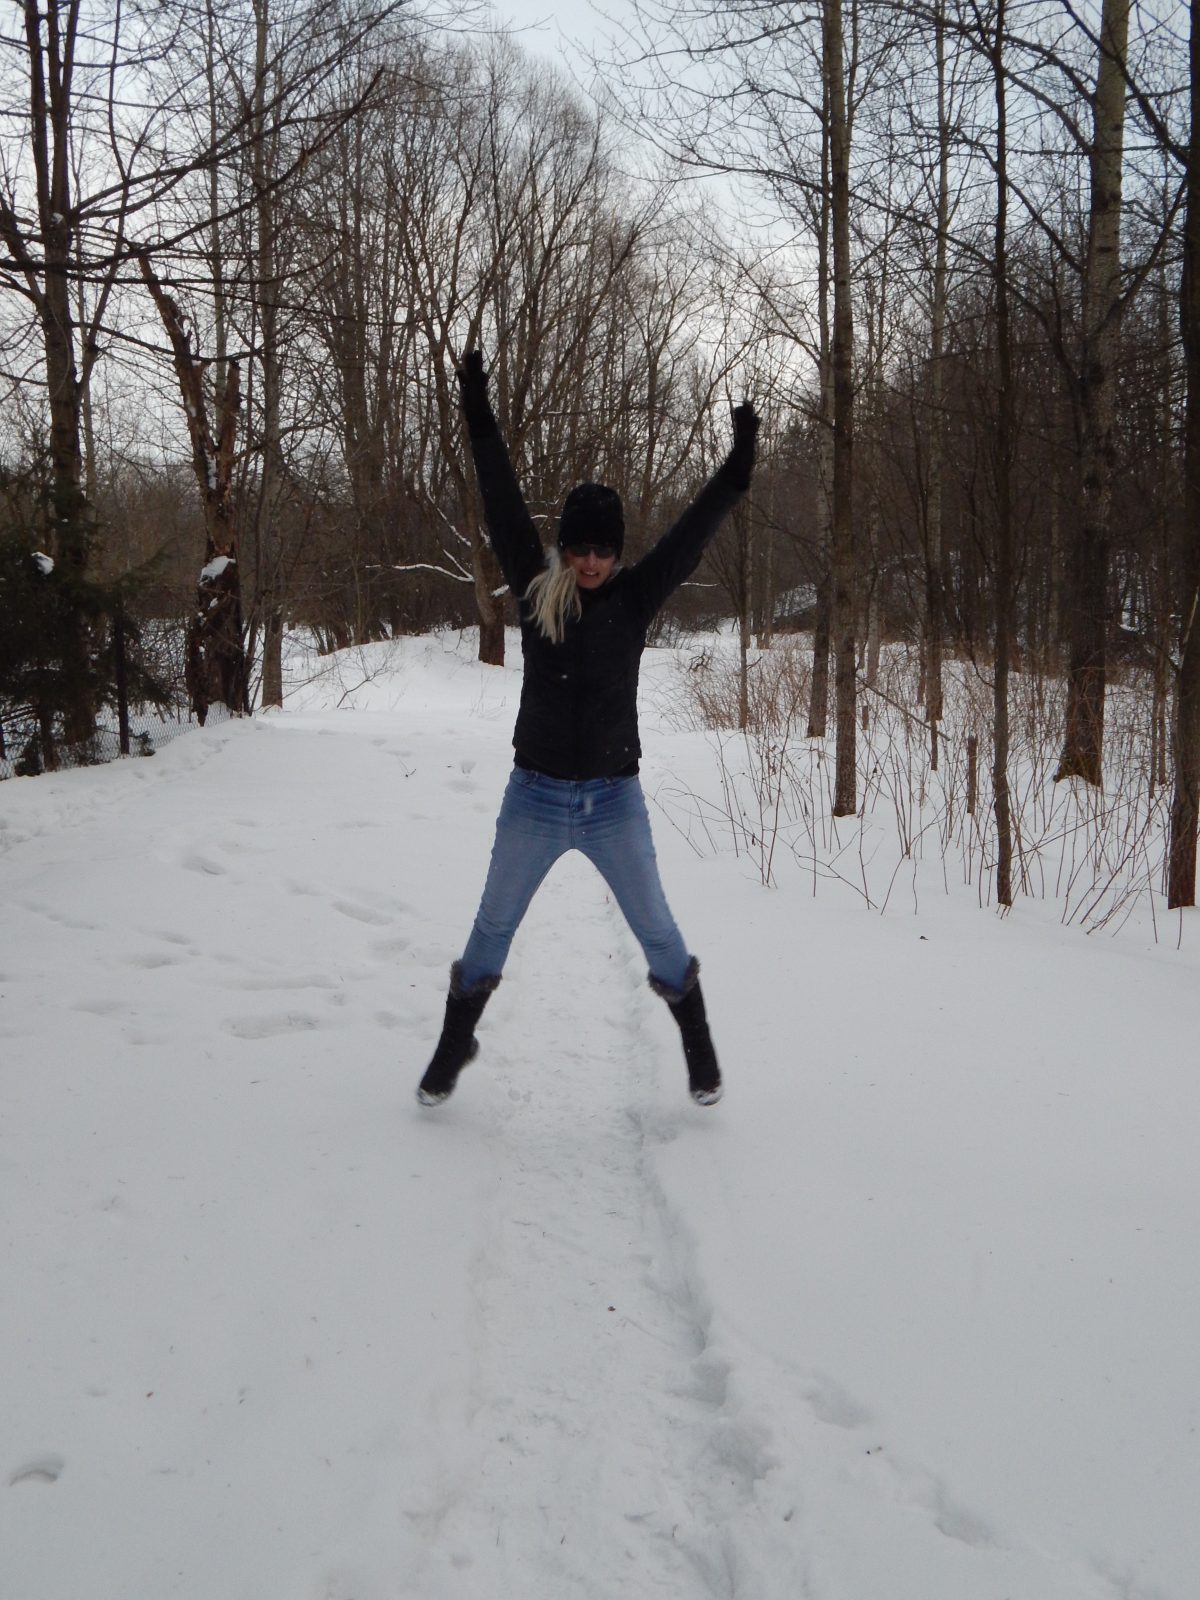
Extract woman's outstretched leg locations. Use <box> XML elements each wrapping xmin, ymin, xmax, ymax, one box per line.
<box><xmin>416</xmin><ymin>965</ymin><xmax>502</xmax><ymax>1105</ymax></box>
<box><xmin>418</xmin><ymin>769</ymin><xmax>566</xmax><ymax>1105</ymax></box>
<box><xmin>578</xmin><ymin>777</ymin><xmax>721</xmax><ymax>1103</ymax></box>
<box><xmin>648</xmin><ymin>959</ymin><xmax>723</xmax><ymax>1106</ymax></box>
<box><xmin>458</xmin><ymin>769</ymin><xmax>567</xmax><ymax>986</ymax></box>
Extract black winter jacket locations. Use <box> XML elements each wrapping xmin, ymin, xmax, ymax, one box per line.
<box><xmin>468</xmin><ymin>420</ymin><xmax>746</xmax><ymax>780</ymax></box>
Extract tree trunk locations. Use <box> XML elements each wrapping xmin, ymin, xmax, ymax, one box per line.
<box><xmin>1168</xmin><ymin>0</ymin><xmax>1200</xmax><ymax>907</ymax></box>
<box><xmin>25</xmin><ymin>0</ymin><xmax>94</xmax><ymax>747</ymax></box>
<box><xmin>757</xmin><ymin>479</ymin><xmax>775</xmax><ymax>651</ymax></box>
<box><xmin>1150</xmin><ymin>255</ymin><xmax>1173</xmax><ymax>798</ymax></box>
<box><xmin>463</xmin><ymin>464</ymin><xmax>506</xmax><ymax>667</ymax></box>
<box><xmin>825</xmin><ymin>0</ymin><xmax>857</xmax><ymax>816</ymax></box>
<box><xmin>738</xmin><ymin>497</ymin><xmax>752</xmax><ymax>729</ymax></box>
<box><xmin>1055</xmin><ymin>0</ymin><xmax>1131</xmax><ymax>786</ymax></box>
<box><xmin>992</xmin><ymin>0</ymin><xmax>1015</xmax><ymax>908</ymax></box>
<box><xmin>140</xmin><ymin>259</ymin><xmax>248</xmax><ymax>724</ymax></box>
<box><xmin>925</xmin><ymin>0</ymin><xmax>950</xmax><ymax>770</ymax></box>
<box><xmin>254</xmin><ymin>0</ymin><xmax>285</xmax><ymax>710</ymax></box>
<box><xmin>808</xmin><ymin>575</ymin><xmax>833</xmax><ymax>740</ymax></box>
<box><xmin>474</xmin><ymin>556</ymin><xmax>507</xmax><ymax>667</ymax></box>
<box><xmin>807</xmin><ymin>73</ymin><xmax>834</xmax><ymax>741</ymax></box>
<box><xmin>865</xmin><ymin>578</ymin><xmax>881</xmax><ymax>687</ymax></box>
<box><xmin>809</xmin><ymin>390</ymin><xmax>838</xmax><ymax>739</ymax></box>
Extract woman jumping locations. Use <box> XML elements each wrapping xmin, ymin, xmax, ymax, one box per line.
<box><xmin>417</xmin><ymin>350</ymin><xmax>758</xmax><ymax>1107</ymax></box>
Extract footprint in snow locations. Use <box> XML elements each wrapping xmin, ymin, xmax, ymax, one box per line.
<box><xmin>9</xmin><ymin>1456</ymin><xmax>64</xmax><ymax>1486</ymax></box>
<box><xmin>624</xmin><ymin>1104</ymin><xmax>683</xmax><ymax>1147</ymax></box>
<box><xmin>117</xmin><ymin>950</ymin><xmax>186</xmax><ymax>970</ymax></box>
<box><xmin>72</xmin><ymin>998</ymin><xmax>125</xmax><ymax>1017</ymax></box>
<box><xmin>374</xmin><ymin>1009</ymin><xmax>416</xmax><ymax>1029</ymax></box>
<box><xmin>409</xmin><ymin>945</ymin><xmax>452</xmax><ymax>969</ymax></box>
<box><xmin>679</xmin><ymin>1352</ymin><xmax>732</xmax><ymax>1409</ymax></box>
<box><xmin>179</xmin><ymin>851</ymin><xmax>227</xmax><ymax>878</ymax></box>
<box><xmin>228</xmin><ymin>972</ymin><xmax>340</xmax><ymax>993</ymax></box>
<box><xmin>874</xmin><ymin>1450</ymin><xmax>1002</xmax><ymax>1550</ymax></box>
<box><xmin>332</xmin><ymin>900</ymin><xmax>392</xmax><ymax>926</ymax></box>
<box><xmin>310</xmin><ymin>1565</ymin><xmax>371</xmax><ymax>1600</ymax></box>
<box><xmin>805</xmin><ymin>1372</ymin><xmax>875</xmax><ymax>1430</ymax></box>
<box><xmin>223</xmin><ymin>1012</ymin><xmax>325</xmax><ymax>1040</ymax></box>
<box><xmin>16</xmin><ymin>901</ymin><xmax>99</xmax><ymax>932</ymax></box>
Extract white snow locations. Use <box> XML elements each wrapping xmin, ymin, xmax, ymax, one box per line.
<box><xmin>32</xmin><ymin>551</ymin><xmax>54</xmax><ymax>575</ymax></box>
<box><xmin>199</xmin><ymin>554</ymin><xmax>234</xmax><ymax>583</ymax></box>
<box><xmin>1</xmin><ymin>628</ymin><xmax>1196</xmax><ymax>1600</ymax></box>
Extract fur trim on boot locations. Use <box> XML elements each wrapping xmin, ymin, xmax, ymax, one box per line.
<box><xmin>416</xmin><ymin>962</ymin><xmax>501</xmax><ymax>1106</ymax></box>
<box><xmin>649</xmin><ymin>957</ymin><xmax>723</xmax><ymax>1106</ymax></box>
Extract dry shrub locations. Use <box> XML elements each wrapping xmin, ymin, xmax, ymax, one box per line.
<box><xmin>677</xmin><ymin>637</ymin><xmax>812</xmax><ymax>734</ymax></box>
<box><xmin>668</xmin><ymin>636</ymin><xmax>1176</xmax><ymax>937</ymax></box>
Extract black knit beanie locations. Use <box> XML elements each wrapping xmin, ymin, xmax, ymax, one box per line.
<box><xmin>557</xmin><ymin>482</ymin><xmax>625</xmax><ymax>557</ymax></box>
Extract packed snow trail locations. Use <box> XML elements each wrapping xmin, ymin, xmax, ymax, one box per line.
<box><xmin>398</xmin><ymin>852</ymin><xmax>804</xmax><ymax>1600</ymax></box>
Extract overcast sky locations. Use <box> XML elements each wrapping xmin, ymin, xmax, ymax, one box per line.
<box><xmin>483</xmin><ymin>0</ymin><xmax>631</xmax><ymax>66</ymax></box>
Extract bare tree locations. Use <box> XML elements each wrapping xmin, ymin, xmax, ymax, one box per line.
<box><xmin>0</xmin><ymin>0</ymin><xmax>407</xmax><ymax>742</ymax></box>
<box><xmin>808</xmin><ymin>68</ymin><xmax>837</xmax><ymax>742</ymax></box>
<box><xmin>139</xmin><ymin>257</ymin><xmax>247</xmax><ymax>723</ymax></box>
<box><xmin>825</xmin><ymin>0</ymin><xmax>859</xmax><ymax>815</ymax></box>
<box><xmin>922</xmin><ymin>0</ymin><xmax>954</xmax><ymax>767</ymax></box>
<box><xmin>388</xmin><ymin>43</ymin><xmax>682</xmax><ymax>663</ymax></box>
<box><xmin>0</xmin><ymin>1</ymin><xmax>125</xmax><ymax>742</ymax></box>
<box><xmin>988</xmin><ymin>0</ymin><xmax>1016</xmax><ymax>907</ymax></box>
<box><xmin>159</xmin><ymin>0</ymin><xmax>407</xmax><ymax>703</ymax></box>
<box><xmin>1168</xmin><ymin>0</ymin><xmax>1200</xmax><ymax>908</ymax></box>
<box><xmin>1054</xmin><ymin>0</ymin><xmax>1132</xmax><ymax>785</ymax></box>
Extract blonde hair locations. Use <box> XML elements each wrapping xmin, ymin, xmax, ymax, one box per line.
<box><xmin>524</xmin><ymin>547</ymin><xmax>582</xmax><ymax>644</ymax></box>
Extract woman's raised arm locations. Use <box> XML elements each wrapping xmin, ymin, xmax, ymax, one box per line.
<box><xmin>626</xmin><ymin>402</ymin><xmax>760</xmax><ymax>621</ymax></box>
<box><xmin>456</xmin><ymin>351</ymin><xmax>545</xmax><ymax>597</ymax></box>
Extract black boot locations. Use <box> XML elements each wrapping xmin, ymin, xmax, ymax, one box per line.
<box><xmin>649</xmin><ymin>957</ymin><xmax>723</xmax><ymax>1106</ymax></box>
<box><xmin>416</xmin><ymin>963</ymin><xmax>501</xmax><ymax>1106</ymax></box>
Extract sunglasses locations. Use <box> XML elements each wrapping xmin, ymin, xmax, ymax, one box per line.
<box><xmin>564</xmin><ymin>542</ymin><xmax>616</xmax><ymax>560</ymax></box>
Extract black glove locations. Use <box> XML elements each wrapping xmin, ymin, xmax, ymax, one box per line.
<box><xmin>724</xmin><ymin>401</ymin><xmax>760</xmax><ymax>490</ymax></box>
<box><xmin>456</xmin><ymin>348</ymin><xmax>495</xmax><ymax>437</ymax></box>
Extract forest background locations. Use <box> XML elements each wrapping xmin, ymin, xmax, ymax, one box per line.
<box><xmin>3</xmin><ymin>0</ymin><xmax>1200</xmax><ymax>918</ymax></box>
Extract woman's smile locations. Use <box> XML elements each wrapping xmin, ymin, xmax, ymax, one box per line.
<box><xmin>565</xmin><ymin>548</ymin><xmax>617</xmax><ymax>589</ymax></box>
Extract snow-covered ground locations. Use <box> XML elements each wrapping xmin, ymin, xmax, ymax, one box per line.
<box><xmin>2</xmin><ymin>629</ymin><xmax>1196</xmax><ymax>1600</ymax></box>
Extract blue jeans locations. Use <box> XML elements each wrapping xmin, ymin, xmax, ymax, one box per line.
<box><xmin>459</xmin><ymin>769</ymin><xmax>691</xmax><ymax>991</ymax></box>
